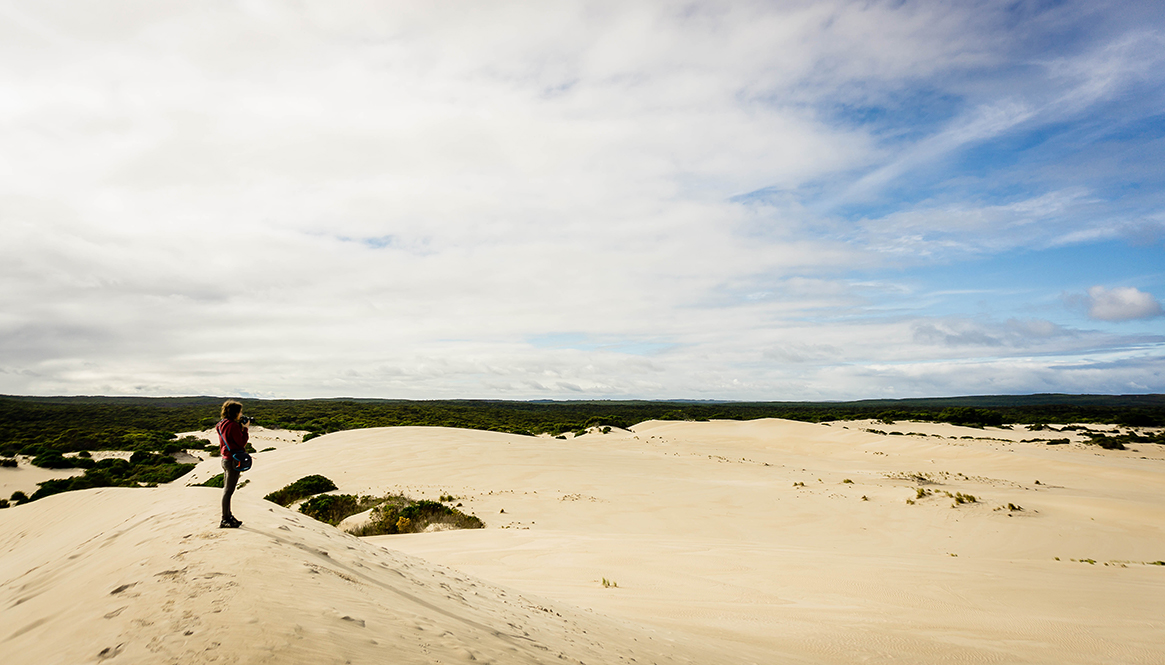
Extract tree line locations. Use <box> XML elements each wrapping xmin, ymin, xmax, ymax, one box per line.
<box><xmin>2</xmin><ymin>393</ymin><xmax>1162</xmax><ymax>505</ymax></box>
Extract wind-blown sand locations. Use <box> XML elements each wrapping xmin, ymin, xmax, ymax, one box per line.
<box><xmin>3</xmin><ymin>419</ymin><xmax>1163</xmax><ymax>664</ymax></box>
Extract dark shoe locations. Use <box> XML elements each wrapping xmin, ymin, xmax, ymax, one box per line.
<box><xmin>219</xmin><ymin>517</ymin><xmax>242</xmax><ymax>529</ymax></box>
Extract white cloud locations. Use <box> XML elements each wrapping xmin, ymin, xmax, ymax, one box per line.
<box><xmin>1082</xmin><ymin>286</ymin><xmax>1164</xmax><ymax>322</ymax></box>
<box><xmin>0</xmin><ymin>1</ymin><xmax>1163</xmax><ymax>399</ymax></box>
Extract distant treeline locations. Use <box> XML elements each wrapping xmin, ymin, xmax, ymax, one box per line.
<box><xmin>2</xmin><ymin>394</ymin><xmax>1162</xmax><ymax>506</ymax></box>
<box><xmin>3</xmin><ymin>393</ymin><xmax>1164</xmax><ymax>456</ymax></box>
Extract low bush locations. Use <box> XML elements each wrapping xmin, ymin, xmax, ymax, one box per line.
<box><xmin>0</xmin><ymin>457</ymin><xmax>17</xmax><ymax>467</ymax></box>
<box><xmin>32</xmin><ymin>451</ymin><xmax>91</xmax><ymax>469</ymax></box>
<box><xmin>299</xmin><ymin>493</ymin><xmax>384</xmax><ymax>525</ymax></box>
<box><xmin>1089</xmin><ymin>436</ymin><xmax>1126</xmax><ymax>450</ymax></box>
<box><xmin>347</xmin><ymin>494</ymin><xmax>484</xmax><ymax>536</ymax></box>
<box><xmin>200</xmin><ymin>474</ymin><xmax>225</xmax><ymax>488</ymax></box>
<box><xmin>175</xmin><ymin>435</ymin><xmax>208</xmax><ymax>449</ymax></box>
<box><xmin>263</xmin><ymin>475</ymin><xmax>338</xmax><ymax>506</ymax></box>
<box><xmin>27</xmin><ymin>454</ymin><xmax>195</xmax><ymax>501</ymax></box>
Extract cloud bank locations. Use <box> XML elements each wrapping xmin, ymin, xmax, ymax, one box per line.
<box><xmin>1</xmin><ymin>1</ymin><xmax>1163</xmax><ymax>399</ymax></box>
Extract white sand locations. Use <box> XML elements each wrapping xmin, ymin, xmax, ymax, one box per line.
<box><xmin>3</xmin><ymin>418</ymin><xmax>1163</xmax><ymax>663</ymax></box>
<box><xmin>1</xmin><ymin>456</ymin><xmax>85</xmax><ymax>500</ymax></box>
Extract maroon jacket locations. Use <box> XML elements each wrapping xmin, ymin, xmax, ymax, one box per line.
<box><xmin>216</xmin><ymin>418</ymin><xmax>249</xmax><ymax>458</ymax></box>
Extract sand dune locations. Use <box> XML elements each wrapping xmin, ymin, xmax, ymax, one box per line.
<box><xmin>0</xmin><ymin>486</ymin><xmax>727</xmax><ymax>665</ymax></box>
<box><xmin>3</xmin><ymin>418</ymin><xmax>1163</xmax><ymax>663</ymax></box>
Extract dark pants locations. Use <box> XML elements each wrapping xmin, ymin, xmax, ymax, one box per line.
<box><xmin>221</xmin><ymin>457</ymin><xmax>241</xmax><ymax>520</ymax></box>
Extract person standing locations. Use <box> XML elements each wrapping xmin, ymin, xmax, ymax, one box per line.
<box><xmin>215</xmin><ymin>400</ymin><xmax>249</xmax><ymax>528</ymax></box>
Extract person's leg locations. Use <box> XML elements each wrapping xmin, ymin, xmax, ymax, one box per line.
<box><xmin>221</xmin><ymin>458</ymin><xmax>241</xmax><ymax>523</ymax></box>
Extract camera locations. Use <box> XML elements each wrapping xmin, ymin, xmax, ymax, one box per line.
<box><xmin>240</xmin><ymin>416</ymin><xmax>256</xmax><ymax>425</ymax></box>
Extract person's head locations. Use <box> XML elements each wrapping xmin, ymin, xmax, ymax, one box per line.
<box><xmin>221</xmin><ymin>400</ymin><xmax>243</xmax><ymax>422</ymax></box>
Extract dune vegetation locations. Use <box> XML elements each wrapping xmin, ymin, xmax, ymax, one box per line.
<box><xmin>2</xmin><ymin>394</ymin><xmax>1162</xmax><ymax>505</ymax></box>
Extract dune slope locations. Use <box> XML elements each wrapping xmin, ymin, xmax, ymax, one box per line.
<box><xmin>0</xmin><ymin>486</ymin><xmax>729</xmax><ymax>665</ymax></box>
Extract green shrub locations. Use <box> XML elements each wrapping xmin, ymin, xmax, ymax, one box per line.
<box><xmin>347</xmin><ymin>494</ymin><xmax>484</xmax><ymax>536</ymax></box>
<box><xmin>129</xmin><ymin>450</ymin><xmax>173</xmax><ymax>466</ymax></box>
<box><xmin>0</xmin><ymin>499</ymin><xmax>8</xmax><ymax>508</ymax></box>
<box><xmin>31</xmin><ymin>452</ymin><xmax>79</xmax><ymax>469</ymax></box>
<box><xmin>10</xmin><ymin>491</ymin><xmax>29</xmax><ymax>504</ymax></box>
<box><xmin>0</xmin><ymin>458</ymin><xmax>17</xmax><ymax>467</ymax></box>
<box><xmin>130</xmin><ymin>464</ymin><xmax>194</xmax><ymax>484</ymax></box>
<box><xmin>298</xmin><ymin>493</ymin><xmax>382</xmax><ymax>525</ymax></box>
<box><xmin>200</xmin><ymin>474</ymin><xmax>225</xmax><ymax>488</ymax></box>
<box><xmin>938</xmin><ymin>407</ymin><xmax>1004</xmax><ymax>428</ymax></box>
<box><xmin>263</xmin><ymin>475</ymin><xmax>338</xmax><ymax>506</ymax></box>
<box><xmin>1088</xmin><ymin>435</ymin><xmax>1127</xmax><ymax>450</ymax></box>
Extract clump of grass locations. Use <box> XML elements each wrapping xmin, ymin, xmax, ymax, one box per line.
<box><xmin>842</xmin><ymin>478</ymin><xmax>854</xmax><ymax>484</ymax></box>
<box><xmin>347</xmin><ymin>494</ymin><xmax>484</xmax><ymax>536</ymax></box>
<box><xmin>887</xmin><ymin>471</ymin><xmax>942</xmax><ymax>485</ymax></box>
<box><xmin>943</xmin><ymin>491</ymin><xmax>977</xmax><ymax>505</ymax></box>
<box><xmin>792</xmin><ymin>481</ymin><xmax>805</xmax><ymax>487</ymax></box>
<box><xmin>861</xmin><ymin>495</ymin><xmax>869</xmax><ymax>501</ymax></box>
<box><xmin>916</xmin><ymin>487</ymin><xmax>932</xmax><ymax>499</ymax></box>
<box><xmin>264</xmin><ymin>475</ymin><xmax>338</xmax><ymax>506</ymax></box>
<box><xmin>1</xmin><ymin>458</ymin><xmax>19</xmax><ymax>467</ymax></box>
<box><xmin>601</xmin><ymin>577</ymin><xmax>618</xmax><ymax>588</ymax></box>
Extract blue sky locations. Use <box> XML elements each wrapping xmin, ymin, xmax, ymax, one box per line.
<box><xmin>0</xmin><ymin>0</ymin><xmax>1162</xmax><ymax>399</ymax></box>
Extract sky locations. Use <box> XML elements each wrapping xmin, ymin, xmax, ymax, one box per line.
<box><xmin>1</xmin><ymin>0</ymin><xmax>1164</xmax><ymax>401</ymax></box>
